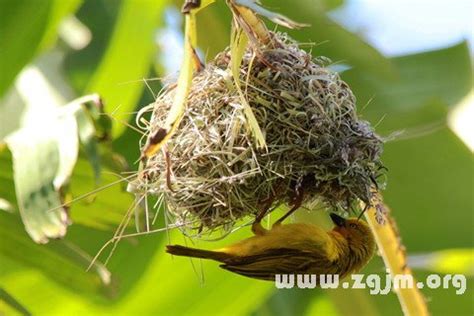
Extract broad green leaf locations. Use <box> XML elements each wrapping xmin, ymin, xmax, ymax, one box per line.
<box><xmin>320</xmin><ymin>0</ymin><xmax>345</xmax><ymax>10</ymax></box>
<box><xmin>255</xmin><ymin>288</ymin><xmax>325</xmax><ymax>316</ymax></box>
<box><xmin>0</xmin><ymin>0</ymin><xmax>51</xmax><ymax>97</ymax></box>
<box><xmin>410</xmin><ymin>270</ymin><xmax>473</xmax><ymax>316</ymax></box>
<box><xmin>0</xmin><ymin>212</ymin><xmax>112</xmax><ymax>296</ymax></box>
<box><xmin>0</xmin><ymin>150</ymin><xmax>162</xmax><ymax>302</ymax></box>
<box><xmin>86</xmin><ymin>0</ymin><xmax>167</xmax><ymax>137</ymax></box>
<box><xmin>194</xmin><ymin>1</ymin><xmax>232</xmax><ymax>59</ymax></box>
<box><xmin>3</xmin><ymin>95</ymin><xmax>112</xmax><ymax>243</ymax></box>
<box><xmin>5</xmin><ymin>130</ymin><xmax>70</xmax><ymax>244</ymax></box>
<box><xmin>64</xmin><ymin>0</ymin><xmax>123</xmax><ymax>93</ymax></box>
<box><xmin>0</xmin><ymin>225</ymin><xmax>272</xmax><ymax>315</ymax></box>
<box><xmin>382</xmin><ymin>121</ymin><xmax>473</xmax><ymax>252</ymax></box>
<box><xmin>343</xmin><ymin>41</ymin><xmax>473</xmax><ymax>129</ymax></box>
<box><xmin>327</xmin><ymin>288</ymin><xmax>380</xmax><ymax>316</ymax></box>
<box><xmin>0</xmin><ymin>0</ymin><xmax>53</xmax><ymax>96</ymax></box>
<box><xmin>38</xmin><ymin>0</ymin><xmax>83</xmax><ymax>52</ymax></box>
<box><xmin>67</xmin><ymin>158</ymin><xmax>133</xmax><ymax>231</ymax></box>
<box><xmin>0</xmin><ymin>147</ymin><xmax>16</xmax><ymax>209</ymax></box>
<box><xmin>0</xmin><ymin>287</ymin><xmax>31</xmax><ymax>316</ymax></box>
<box><xmin>306</xmin><ymin>294</ymin><xmax>339</xmax><ymax>316</ymax></box>
<box><xmin>0</xmin><ymin>0</ymin><xmax>81</xmax><ymax>97</ymax></box>
<box><xmin>114</xmin><ymin>229</ymin><xmax>272</xmax><ymax>315</ymax></box>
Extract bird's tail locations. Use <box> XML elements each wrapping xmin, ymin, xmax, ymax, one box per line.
<box><xmin>166</xmin><ymin>245</ymin><xmax>233</xmax><ymax>262</ymax></box>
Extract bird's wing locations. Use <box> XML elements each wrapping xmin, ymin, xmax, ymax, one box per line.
<box><xmin>220</xmin><ymin>247</ymin><xmax>334</xmax><ymax>281</ymax></box>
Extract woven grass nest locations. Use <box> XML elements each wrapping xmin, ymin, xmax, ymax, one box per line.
<box><xmin>138</xmin><ymin>32</ymin><xmax>384</xmax><ymax>237</ymax></box>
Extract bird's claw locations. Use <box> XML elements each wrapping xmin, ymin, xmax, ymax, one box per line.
<box><xmin>251</xmin><ymin>221</ymin><xmax>267</xmax><ymax>236</ymax></box>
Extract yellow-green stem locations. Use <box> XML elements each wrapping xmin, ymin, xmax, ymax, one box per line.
<box><xmin>364</xmin><ymin>202</ymin><xmax>429</xmax><ymax>316</ymax></box>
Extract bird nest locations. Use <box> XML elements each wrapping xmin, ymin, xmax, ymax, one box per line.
<box><xmin>136</xmin><ymin>32</ymin><xmax>384</xmax><ymax>237</ymax></box>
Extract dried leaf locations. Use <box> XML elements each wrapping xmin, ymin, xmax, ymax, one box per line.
<box><xmin>230</xmin><ymin>24</ymin><xmax>266</xmax><ymax>149</ymax></box>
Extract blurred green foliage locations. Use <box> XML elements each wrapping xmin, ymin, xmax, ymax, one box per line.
<box><xmin>0</xmin><ymin>0</ymin><xmax>472</xmax><ymax>315</ymax></box>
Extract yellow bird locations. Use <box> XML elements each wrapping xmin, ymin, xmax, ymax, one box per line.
<box><xmin>166</xmin><ymin>213</ymin><xmax>376</xmax><ymax>281</ymax></box>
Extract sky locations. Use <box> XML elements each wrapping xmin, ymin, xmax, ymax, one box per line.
<box><xmin>330</xmin><ymin>0</ymin><xmax>473</xmax><ymax>56</ymax></box>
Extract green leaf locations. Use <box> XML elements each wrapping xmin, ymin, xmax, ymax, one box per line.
<box><xmin>0</xmin><ymin>151</ymin><xmax>160</xmax><ymax>301</ymax></box>
<box><xmin>67</xmin><ymin>158</ymin><xmax>133</xmax><ymax>231</ymax></box>
<box><xmin>0</xmin><ymin>226</ymin><xmax>272</xmax><ymax>314</ymax></box>
<box><xmin>86</xmin><ymin>0</ymin><xmax>168</xmax><ymax>137</ymax></box>
<box><xmin>306</xmin><ymin>294</ymin><xmax>339</xmax><ymax>316</ymax></box>
<box><xmin>5</xmin><ymin>130</ymin><xmax>70</xmax><ymax>244</ymax></box>
<box><xmin>0</xmin><ymin>0</ymin><xmax>50</xmax><ymax>96</ymax></box>
<box><xmin>38</xmin><ymin>0</ymin><xmax>83</xmax><ymax>51</ymax></box>
<box><xmin>382</xmin><ymin>119</ymin><xmax>473</xmax><ymax>252</ymax></box>
<box><xmin>3</xmin><ymin>95</ymin><xmax>111</xmax><ymax>243</ymax></box>
<box><xmin>194</xmin><ymin>1</ymin><xmax>232</xmax><ymax>60</ymax></box>
<box><xmin>116</xmin><ymin>231</ymin><xmax>273</xmax><ymax>315</ymax></box>
<box><xmin>0</xmin><ymin>287</ymin><xmax>31</xmax><ymax>316</ymax></box>
<box><xmin>0</xmin><ymin>147</ymin><xmax>17</xmax><ymax>210</ymax></box>
<box><xmin>320</xmin><ymin>0</ymin><xmax>345</xmax><ymax>10</ymax></box>
<box><xmin>64</xmin><ymin>0</ymin><xmax>122</xmax><ymax>93</ymax></box>
<box><xmin>0</xmin><ymin>0</ymin><xmax>81</xmax><ymax>97</ymax></box>
<box><xmin>0</xmin><ymin>212</ymin><xmax>113</xmax><ymax>297</ymax></box>
<box><xmin>343</xmin><ymin>41</ymin><xmax>473</xmax><ymax>126</ymax></box>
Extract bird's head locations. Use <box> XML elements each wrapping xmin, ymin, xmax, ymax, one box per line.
<box><xmin>330</xmin><ymin>213</ymin><xmax>375</xmax><ymax>253</ymax></box>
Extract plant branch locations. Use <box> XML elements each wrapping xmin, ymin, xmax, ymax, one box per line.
<box><xmin>364</xmin><ymin>198</ymin><xmax>429</xmax><ymax>316</ymax></box>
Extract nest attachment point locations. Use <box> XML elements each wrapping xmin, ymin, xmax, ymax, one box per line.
<box><xmin>137</xmin><ymin>32</ymin><xmax>384</xmax><ymax>237</ymax></box>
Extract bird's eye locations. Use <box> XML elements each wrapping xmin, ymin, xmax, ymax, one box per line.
<box><xmin>349</xmin><ymin>223</ymin><xmax>357</xmax><ymax>229</ymax></box>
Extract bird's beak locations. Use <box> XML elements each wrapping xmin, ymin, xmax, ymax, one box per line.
<box><xmin>330</xmin><ymin>213</ymin><xmax>346</xmax><ymax>227</ymax></box>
